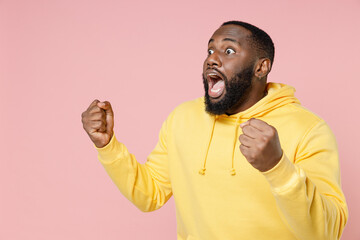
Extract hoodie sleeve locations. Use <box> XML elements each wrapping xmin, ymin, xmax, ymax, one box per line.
<box><xmin>95</xmin><ymin>118</ymin><xmax>172</xmax><ymax>212</ymax></box>
<box><xmin>262</xmin><ymin>120</ymin><xmax>348</xmax><ymax>240</ymax></box>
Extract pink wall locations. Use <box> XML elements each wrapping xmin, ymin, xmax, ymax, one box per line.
<box><xmin>1</xmin><ymin>0</ymin><xmax>359</xmax><ymax>239</ymax></box>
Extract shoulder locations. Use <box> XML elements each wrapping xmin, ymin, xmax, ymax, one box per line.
<box><xmin>163</xmin><ymin>97</ymin><xmax>209</xmax><ymax>130</ymax></box>
<box><xmin>168</xmin><ymin>97</ymin><xmax>205</xmax><ymax>118</ymax></box>
<box><xmin>173</xmin><ymin>97</ymin><xmax>204</xmax><ymax>112</ymax></box>
<box><xmin>270</xmin><ymin>102</ymin><xmax>323</xmax><ymax>131</ymax></box>
<box><xmin>289</xmin><ymin>103</ymin><xmax>322</xmax><ymax>121</ymax></box>
<box><xmin>273</xmin><ymin>103</ymin><xmax>335</xmax><ymax>145</ymax></box>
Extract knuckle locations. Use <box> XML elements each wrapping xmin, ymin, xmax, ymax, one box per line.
<box><xmin>82</xmin><ymin>111</ymin><xmax>89</xmax><ymax>118</ymax></box>
<box><xmin>239</xmin><ymin>135</ymin><xmax>244</xmax><ymax>142</ymax></box>
<box><xmin>91</xmin><ymin>106</ymin><xmax>100</xmax><ymax>112</ymax></box>
<box><xmin>239</xmin><ymin>144</ymin><xmax>245</xmax><ymax>152</ymax></box>
<box><xmin>242</xmin><ymin>125</ymin><xmax>248</xmax><ymax>132</ymax></box>
<box><xmin>83</xmin><ymin>125</ymin><xmax>90</xmax><ymax>132</ymax></box>
<box><xmin>269</xmin><ymin>126</ymin><xmax>276</xmax><ymax>134</ymax></box>
<box><xmin>81</xmin><ymin>116</ymin><xmax>88</xmax><ymax>124</ymax></box>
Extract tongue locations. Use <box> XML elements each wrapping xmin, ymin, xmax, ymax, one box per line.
<box><xmin>209</xmin><ymin>80</ymin><xmax>225</xmax><ymax>98</ymax></box>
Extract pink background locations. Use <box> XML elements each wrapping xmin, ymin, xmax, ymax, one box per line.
<box><xmin>1</xmin><ymin>0</ymin><xmax>359</xmax><ymax>239</ymax></box>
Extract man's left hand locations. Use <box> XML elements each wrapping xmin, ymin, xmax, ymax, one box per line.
<box><xmin>239</xmin><ymin>118</ymin><xmax>283</xmax><ymax>172</ymax></box>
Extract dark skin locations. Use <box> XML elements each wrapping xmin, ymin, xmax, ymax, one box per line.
<box><xmin>82</xmin><ymin>100</ymin><xmax>114</xmax><ymax>148</ymax></box>
<box><xmin>203</xmin><ymin>24</ymin><xmax>282</xmax><ymax>172</ymax></box>
<box><xmin>203</xmin><ymin>24</ymin><xmax>270</xmax><ymax>114</ymax></box>
<box><xmin>82</xmin><ymin>24</ymin><xmax>282</xmax><ymax>171</ymax></box>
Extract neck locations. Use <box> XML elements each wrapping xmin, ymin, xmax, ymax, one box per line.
<box><xmin>225</xmin><ymin>81</ymin><xmax>267</xmax><ymax>115</ymax></box>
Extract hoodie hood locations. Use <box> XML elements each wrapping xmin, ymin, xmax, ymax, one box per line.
<box><xmin>199</xmin><ymin>82</ymin><xmax>300</xmax><ymax>176</ymax></box>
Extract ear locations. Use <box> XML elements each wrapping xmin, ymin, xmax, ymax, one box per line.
<box><xmin>254</xmin><ymin>58</ymin><xmax>271</xmax><ymax>79</ymax></box>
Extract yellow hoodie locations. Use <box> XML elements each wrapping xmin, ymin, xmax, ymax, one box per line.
<box><xmin>96</xmin><ymin>82</ymin><xmax>348</xmax><ymax>240</ymax></box>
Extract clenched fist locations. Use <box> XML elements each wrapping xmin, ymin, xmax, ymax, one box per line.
<box><xmin>239</xmin><ymin>118</ymin><xmax>283</xmax><ymax>172</ymax></box>
<box><xmin>81</xmin><ymin>99</ymin><xmax>114</xmax><ymax>148</ymax></box>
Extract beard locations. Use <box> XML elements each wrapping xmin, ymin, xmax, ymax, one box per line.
<box><xmin>203</xmin><ymin>66</ymin><xmax>254</xmax><ymax>115</ymax></box>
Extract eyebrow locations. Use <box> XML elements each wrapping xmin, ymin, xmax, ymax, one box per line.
<box><xmin>208</xmin><ymin>38</ymin><xmax>240</xmax><ymax>45</ymax></box>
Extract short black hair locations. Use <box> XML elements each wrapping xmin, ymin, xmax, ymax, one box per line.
<box><xmin>221</xmin><ymin>21</ymin><xmax>275</xmax><ymax>66</ymax></box>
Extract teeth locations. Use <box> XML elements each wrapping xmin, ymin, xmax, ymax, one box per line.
<box><xmin>211</xmin><ymin>88</ymin><xmax>221</xmax><ymax>93</ymax></box>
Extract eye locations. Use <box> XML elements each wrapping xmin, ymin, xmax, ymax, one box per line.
<box><xmin>208</xmin><ymin>49</ymin><xmax>214</xmax><ymax>55</ymax></box>
<box><xmin>225</xmin><ymin>48</ymin><xmax>235</xmax><ymax>55</ymax></box>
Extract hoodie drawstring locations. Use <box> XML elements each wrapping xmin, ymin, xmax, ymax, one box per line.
<box><xmin>230</xmin><ymin>115</ymin><xmax>241</xmax><ymax>176</ymax></box>
<box><xmin>199</xmin><ymin>115</ymin><xmax>241</xmax><ymax>176</ymax></box>
<box><xmin>198</xmin><ymin>83</ymin><xmax>299</xmax><ymax>176</ymax></box>
<box><xmin>199</xmin><ymin>115</ymin><xmax>218</xmax><ymax>175</ymax></box>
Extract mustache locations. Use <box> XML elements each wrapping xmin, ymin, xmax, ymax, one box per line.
<box><xmin>203</xmin><ymin>68</ymin><xmax>228</xmax><ymax>82</ymax></box>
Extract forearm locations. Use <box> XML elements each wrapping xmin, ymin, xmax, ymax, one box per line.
<box><xmin>263</xmin><ymin>154</ymin><xmax>348</xmax><ymax>240</ymax></box>
<box><xmin>96</xmin><ymin>134</ymin><xmax>172</xmax><ymax>212</ymax></box>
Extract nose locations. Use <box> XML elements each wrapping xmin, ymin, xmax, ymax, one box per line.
<box><xmin>206</xmin><ymin>52</ymin><xmax>222</xmax><ymax>68</ymax></box>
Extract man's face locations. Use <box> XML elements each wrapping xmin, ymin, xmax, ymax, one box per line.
<box><xmin>203</xmin><ymin>24</ymin><xmax>256</xmax><ymax>115</ymax></box>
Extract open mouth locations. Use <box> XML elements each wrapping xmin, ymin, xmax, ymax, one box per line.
<box><xmin>207</xmin><ymin>72</ymin><xmax>225</xmax><ymax>98</ymax></box>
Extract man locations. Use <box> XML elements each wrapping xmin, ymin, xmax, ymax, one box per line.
<box><xmin>81</xmin><ymin>21</ymin><xmax>348</xmax><ymax>239</ymax></box>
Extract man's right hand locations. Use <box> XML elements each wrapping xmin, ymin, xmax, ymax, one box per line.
<box><xmin>81</xmin><ymin>99</ymin><xmax>114</xmax><ymax>148</ymax></box>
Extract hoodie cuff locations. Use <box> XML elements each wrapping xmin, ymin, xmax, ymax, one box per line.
<box><xmin>94</xmin><ymin>134</ymin><xmax>122</xmax><ymax>163</ymax></box>
<box><xmin>262</xmin><ymin>153</ymin><xmax>299</xmax><ymax>193</ymax></box>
